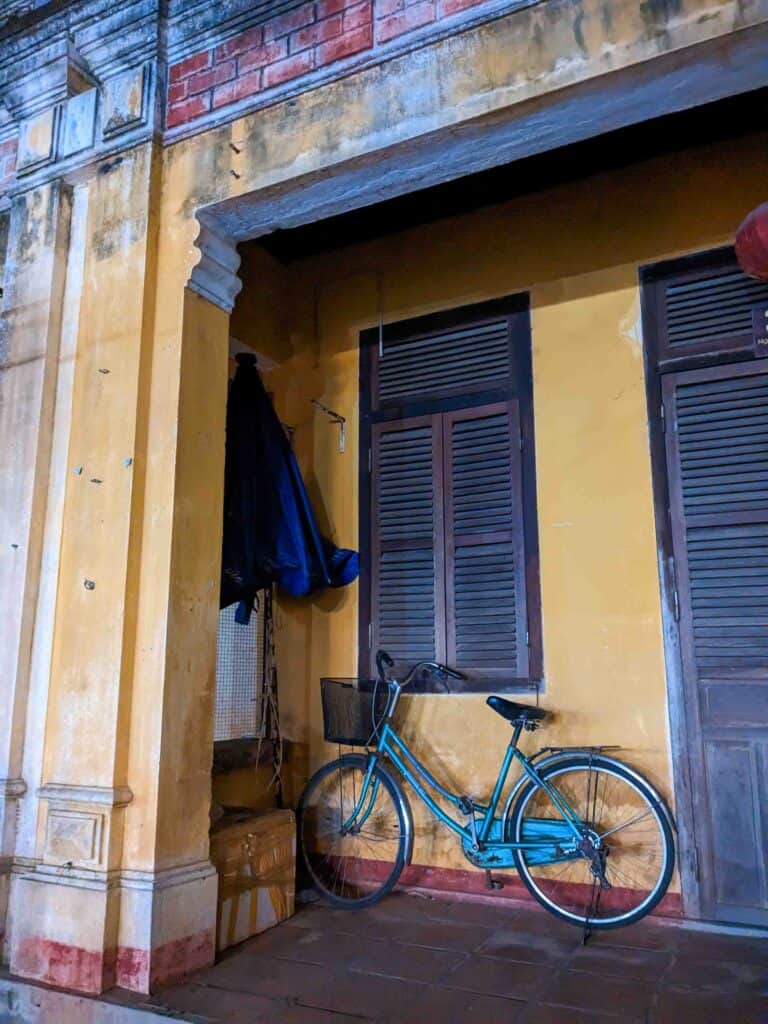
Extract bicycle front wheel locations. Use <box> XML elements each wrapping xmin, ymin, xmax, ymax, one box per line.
<box><xmin>297</xmin><ymin>754</ymin><xmax>411</xmax><ymax>909</ymax></box>
<box><xmin>509</xmin><ymin>755</ymin><xmax>675</xmax><ymax>929</ymax></box>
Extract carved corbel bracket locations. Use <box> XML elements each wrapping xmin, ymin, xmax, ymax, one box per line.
<box><xmin>189</xmin><ymin>217</ymin><xmax>243</xmax><ymax>313</ymax></box>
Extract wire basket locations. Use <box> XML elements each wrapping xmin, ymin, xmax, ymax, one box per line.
<box><xmin>320</xmin><ymin>678</ymin><xmax>390</xmax><ymax>746</ymax></box>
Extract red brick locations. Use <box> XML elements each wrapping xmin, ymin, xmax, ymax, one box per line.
<box><xmin>316</xmin><ymin>0</ymin><xmax>346</xmax><ymax>15</ymax></box>
<box><xmin>438</xmin><ymin>0</ymin><xmax>485</xmax><ymax>14</ymax></box>
<box><xmin>343</xmin><ymin>0</ymin><xmax>372</xmax><ymax>30</ymax></box>
<box><xmin>263</xmin><ymin>49</ymin><xmax>314</xmax><ymax>88</ymax></box>
<box><xmin>376</xmin><ymin>0</ymin><xmax>434</xmax><ymax>41</ymax></box>
<box><xmin>212</xmin><ymin>70</ymin><xmax>263</xmax><ymax>109</ymax></box>
<box><xmin>169</xmin><ymin>50</ymin><xmax>211</xmax><ymax>83</ymax></box>
<box><xmin>166</xmin><ymin>93</ymin><xmax>211</xmax><ymax>128</ymax></box>
<box><xmin>238</xmin><ymin>39</ymin><xmax>287</xmax><ymax>73</ymax></box>
<box><xmin>317</xmin><ymin>23</ymin><xmax>373</xmax><ymax>62</ymax></box>
<box><xmin>168</xmin><ymin>79</ymin><xmax>188</xmax><ymax>104</ymax></box>
<box><xmin>376</xmin><ymin>0</ymin><xmax>403</xmax><ymax>15</ymax></box>
<box><xmin>214</xmin><ymin>26</ymin><xmax>264</xmax><ymax>61</ymax></box>
<box><xmin>187</xmin><ymin>60</ymin><xmax>236</xmax><ymax>94</ymax></box>
<box><xmin>290</xmin><ymin>14</ymin><xmax>343</xmax><ymax>51</ymax></box>
<box><xmin>264</xmin><ymin>2</ymin><xmax>316</xmax><ymax>42</ymax></box>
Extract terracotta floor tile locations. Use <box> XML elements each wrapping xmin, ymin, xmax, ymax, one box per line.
<box><xmin>652</xmin><ymin>985</ymin><xmax>768</xmax><ymax>1024</ymax></box>
<box><xmin>676</xmin><ymin>931</ymin><xmax>768</xmax><ymax>966</ymax></box>
<box><xmin>193</xmin><ymin>954</ymin><xmax>331</xmax><ymax>1000</ymax></box>
<box><xmin>369</xmin><ymin>916</ymin><xmax>497</xmax><ymax>952</ymax></box>
<box><xmin>567</xmin><ymin>942</ymin><xmax>674</xmax><ymax>980</ymax></box>
<box><xmin>397</xmin><ymin>984</ymin><xmax>527</xmax><ymax>1023</ymax></box>
<box><xmin>149</xmin><ymin>981</ymin><xmax>286</xmax><ymax>1021</ymax></box>
<box><xmin>541</xmin><ymin>968</ymin><xmax>656</xmax><ymax>1018</ymax></box>
<box><xmin>347</xmin><ymin>940</ymin><xmax>466</xmax><ymax>982</ymax></box>
<box><xmin>478</xmin><ymin>926</ymin><xmax>579</xmax><ymax>964</ymax></box>
<box><xmin>298</xmin><ymin>971</ymin><xmax>431</xmax><ymax>1020</ymax></box>
<box><xmin>664</xmin><ymin>955</ymin><xmax>768</xmax><ymax>994</ymax></box>
<box><xmin>442</xmin><ymin>954</ymin><xmax>552</xmax><ymax>1001</ymax></box>
<box><xmin>522</xmin><ymin>1005</ymin><xmax>627</xmax><ymax>1023</ymax></box>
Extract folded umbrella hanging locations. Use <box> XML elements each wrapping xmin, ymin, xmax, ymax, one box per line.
<box><xmin>220</xmin><ymin>353</ymin><xmax>358</xmax><ymax>621</ymax></box>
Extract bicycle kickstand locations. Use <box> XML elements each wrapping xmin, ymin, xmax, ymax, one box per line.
<box><xmin>484</xmin><ymin>870</ymin><xmax>503</xmax><ymax>891</ymax></box>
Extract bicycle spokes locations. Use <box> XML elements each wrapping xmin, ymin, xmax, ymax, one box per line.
<box><xmin>513</xmin><ymin>760</ymin><xmax>673</xmax><ymax>927</ymax></box>
<box><xmin>299</xmin><ymin>759</ymin><xmax>406</xmax><ymax>905</ymax></box>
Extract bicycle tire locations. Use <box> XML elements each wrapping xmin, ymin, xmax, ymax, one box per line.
<box><xmin>508</xmin><ymin>754</ymin><xmax>675</xmax><ymax>929</ymax></box>
<box><xmin>297</xmin><ymin>753</ymin><xmax>412</xmax><ymax>909</ymax></box>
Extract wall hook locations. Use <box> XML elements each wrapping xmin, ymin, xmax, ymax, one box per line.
<box><xmin>311</xmin><ymin>399</ymin><xmax>346</xmax><ymax>453</ymax></box>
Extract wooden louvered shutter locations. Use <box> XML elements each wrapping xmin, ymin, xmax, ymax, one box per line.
<box><xmin>370</xmin><ymin>415</ymin><xmax>445</xmax><ymax>666</ymax></box>
<box><xmin>444</xmin><ymin>402</ymin><xmax>528</xmax><ymax>679</ymax></box>
<box><xmin>657</xmin><ymin>259</ymin><xmax>768</xmax><ymax>362</ymax></box>
<box><xmin>663</xmin><ymin>359</ymin><xmax>768</xmax><ymax>925</ymax></box>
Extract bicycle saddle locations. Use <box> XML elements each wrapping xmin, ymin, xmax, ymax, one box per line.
<box><xmin>486</xmin><ymin>695</ymin><xmax>547</xmax><ymax>723</ymax></box>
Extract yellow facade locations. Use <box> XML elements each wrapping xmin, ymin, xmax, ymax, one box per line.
<box><xmin>2</xmin><ymin>0</ymin><xmax>767</xmax><ymax>997</ymax></box>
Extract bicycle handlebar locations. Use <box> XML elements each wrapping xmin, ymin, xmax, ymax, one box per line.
<box><xmin>375</xmin><ymin>649</ymin><xmax>465</xmax><ymax>687</ymax></box>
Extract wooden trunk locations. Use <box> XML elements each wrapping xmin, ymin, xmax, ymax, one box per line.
<box><xmin>210</xmin><ymin>809</ymin><xmax>296</xmax><ymax>952</ymax></box>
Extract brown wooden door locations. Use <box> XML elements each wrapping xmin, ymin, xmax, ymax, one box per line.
<box><xmin>663</xmin><ymin>360</ymin><xmax>768</xmax><ymax>926</ymax></box>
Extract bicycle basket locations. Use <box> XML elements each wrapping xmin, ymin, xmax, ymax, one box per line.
<box><xmin>320</xmin><ymin>678</ymin><xmax>390</xmax><ymax>746</ymax></box>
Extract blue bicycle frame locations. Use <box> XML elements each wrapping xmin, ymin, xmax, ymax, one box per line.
<box><xmin>342</xmin><ymin>680</ymin><xmax>586</xmax><ymax>870</ymax></box>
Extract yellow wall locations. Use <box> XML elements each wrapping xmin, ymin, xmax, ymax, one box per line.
<box><xmin>231</xmin><ymin>131</ymin><xmax>768</xmax><ymax>880</ymax></box>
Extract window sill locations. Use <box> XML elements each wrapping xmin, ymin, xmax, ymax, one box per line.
<box><xmin>405</xmin><ymin>678</ymin><xmax>543</xmax><ymax>696</ymax></box>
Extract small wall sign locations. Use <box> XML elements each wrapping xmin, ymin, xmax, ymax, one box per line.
<box><xmin>752</xmin><ymin>303</ymin><xmax>768</xmax><ymax>358</ymax></box>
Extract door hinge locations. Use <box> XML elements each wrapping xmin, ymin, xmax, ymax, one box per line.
<box><xmin>690</xmin><ymin>845</ymin><xmax>700</xmax><ymax>883</ymax></box>
<box><xmin>660</xmin><ymin>402</ymin><xmax>666</xmax><ymax>433</ymax></box>
<box><xmin>525</xmin><ymin>629</ymin><xmax>530</xmax><ymax>647</ymax></box>
<box><xmin>669</xmin><ymin>555</ymin><xmax>680</xmax><ymax>622</ymax></box>
<box><xmin>519</xmin><ymin>426</ymin><xmax>524</xmax><ymax>452</ymax></box>
<box><xmin>368</xmin><ymin>622</ymin><xmax>373</xmax><ymax>649</ymax></box>
<box><xmin>368</xmin><ymin>447</ymin><xmax>372</xmax><ymax>473</ymax></box>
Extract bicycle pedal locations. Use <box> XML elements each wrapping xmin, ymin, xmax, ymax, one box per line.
<box><xmin>484</xmin><ymin>870</ymin><xmax>504</xmax><ymax>891</ymax></box>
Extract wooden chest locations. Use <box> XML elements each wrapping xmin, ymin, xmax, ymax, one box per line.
<box><xmin>210</xmin><ymin>809</ymin><xmax>296</xmax><ymax>952</ymax></box>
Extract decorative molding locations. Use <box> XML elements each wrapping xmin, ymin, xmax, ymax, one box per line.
<box><xmin>0</xmin><ymin>778</ymin><xmax>27</xmax><ymax>800</ymax></box>
<box><xmin>189</xmin><ymin>218</ymin><xmax>242</xmax><ymax>313</ymax></box>
<box><xmin>119</xmin><ymin>859</ymin><xmax>217</xmax><ymax>892</ymax></box>
<box><xmin>45</xmin><ymin>808</ymin><xmax>104</xmax><ymax>867</ymax></box>
<box><xmin>37</xmin><ymin>783</ymin><xmax>133</xmax><ymax>807</ymax></box>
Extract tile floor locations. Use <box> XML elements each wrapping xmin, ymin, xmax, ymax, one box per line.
<box><xmin>146</xmin><ymin>892</ymin><xmax>768</xmax><ymax>1023</ymax></box>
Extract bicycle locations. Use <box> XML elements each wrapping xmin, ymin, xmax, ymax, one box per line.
<box><xmin>297</xmin><ymin>650</ymin><xmax>676</xmax><ymax>930</ymax></box>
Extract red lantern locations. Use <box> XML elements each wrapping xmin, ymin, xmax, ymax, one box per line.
<box><xmin>735</xmin><ymin>202</ymin><xmax>768</xmax><ymax>281</ymax></box>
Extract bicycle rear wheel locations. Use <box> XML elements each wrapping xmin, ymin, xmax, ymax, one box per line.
<box><xmin>509</xmin><ymin>755</ymin><xmax>675</xmax><ymax>929</ymax></box>
<box><xmin>297</xmin><ymin>753</ymin><xmax>411</xmax><ymax>909</ymax></box>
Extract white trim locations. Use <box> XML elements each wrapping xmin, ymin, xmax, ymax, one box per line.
<box><xmin>37</xmin><ymin>783</ymin><xmax>133</xmax><ymax>807</ymax></box>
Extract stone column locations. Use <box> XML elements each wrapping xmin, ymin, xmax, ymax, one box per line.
<box><xmin>6</xmin><ymin>147</ymin><xmax>237</xmax><ymax>994</ymax></box>
<box><xmin>0</xmin><ymin>180</ymin><xmax>71</xmax><ymax>961</ymax></box>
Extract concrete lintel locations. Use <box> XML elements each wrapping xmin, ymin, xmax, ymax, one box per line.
<box><xmin>201</xmin><ymin>23</ymin><xmax>768</xmax><ymax>244</ymax></box>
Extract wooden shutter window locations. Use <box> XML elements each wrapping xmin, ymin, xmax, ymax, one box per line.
<box><xmin>376</xmin><ymin>318</ymin><xmax>512</xmax><ymax>405</ymax></box>
<box><xmin>667</xmin><ymin>364</ymin><xmax>768</xmax><ymax>674</ymax></box>
<box><xmin>371</xmin><ymin>416</ymin><xmax>444</xmax><ymax>665</ymax></box>
<box><xmin>444</xmin><ymin>403</ymin><xmax>528</xmax><ymax>678</ymax></box>
<box><xmin>663</xmin><ymin>271</ymin><xmax>768</xmax><ymax>349</ymax></box>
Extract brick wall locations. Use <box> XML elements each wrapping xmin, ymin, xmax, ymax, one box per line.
<box><xmin>0</xmin><ymin>136</ymin><xmax>16</xmax><ymax>198</ymax></box>
<box><xmin>167</xmin><ymin>0</ymin><xmax>490</xmax><ymax>129</ymax></box>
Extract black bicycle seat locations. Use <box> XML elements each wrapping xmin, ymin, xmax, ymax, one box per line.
<box><xmin>486</xmin><ymin>695</ymin><xmax>547</xmax><ymax>723</ymax></box>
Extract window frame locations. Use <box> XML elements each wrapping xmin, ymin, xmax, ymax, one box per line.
<box><xmin>358</xmin><ymin>294</ymin><xmax>543</xmax><ymax>694</ymax></box>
